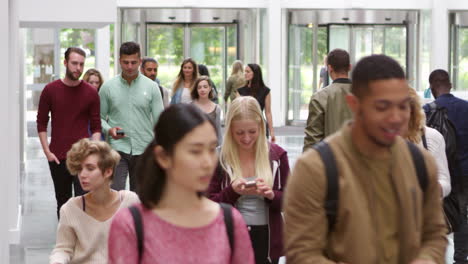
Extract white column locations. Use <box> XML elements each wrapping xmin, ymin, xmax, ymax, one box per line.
<box><xmin>267</xmin><ymin>0</ymin><xmax>285</xmax><ymax>126</ymax></box>
<box><xmin>1</xmin><ymin>0</ymin><xmax>20</xmax><ymax>262</ymax></box>
<box><xmin>96</xmin><ymin>25</ymin><xmax>111</xmax><ymax>80</ymax></box>
<box><xmin>431</xmin><ymin>0</ymin><xmax>449</xmax><ymax>70</ymax></box>
<box><xmin>8</xmin><ymin>0</ymin><xmax>21</xmax><ymax>246</ymax></box>
<box><xmin>0</xmin><ymin>0</ymin><xmax>9</xmax><ymax>262</ymax></box>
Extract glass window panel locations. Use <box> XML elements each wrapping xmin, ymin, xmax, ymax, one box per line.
<box><xmin>383</xmin><ymin>27</ymin><xmax>407</xmax><ymax>72</ymax></box>
<box><xmin>146</xmin><ymin>25</ymin><xmax>183</xmax><ymax>91</ymax></box>
<box><xmin>59</xmin><ymin>28</ymin><xmax>96</xmax><ymax>79</ymax></box>
<box><xmin>288</xmin><ymin>25</ymin><xmax>314</xmax><ymax>121</ymax></box>
<box><xmin>24</xmin><ymin>28</ymin><xmax>56</xmax><ymax>135</ymax></box>
<box><xmin>316</xmin><ymin>27</ymin><xmax>328</xmax><ymax>90</ymax></box>
<box><xmin>329</xmin><ymin>25</ymin><xmax>350</xmax><ymax>51</ymax></box>
<box><xmin>190</xmin><ymin>26</ymin><xmax>225</xmax><ymax>102</ymax></box>
<box><xmin>353</xmin><ymin>27</ymin><xmax>374</xmax><ymax>63</ymax></box>
<box><xmin>454</xmin><ymin>27</ymin><xmax>468</xmax><ymax>90</ymax></box>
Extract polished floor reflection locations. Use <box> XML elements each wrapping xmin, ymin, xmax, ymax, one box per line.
<box><xmin>9</xmin><ymin>126</ymin><xmax>305</xmax><ymax>263</ymax></box>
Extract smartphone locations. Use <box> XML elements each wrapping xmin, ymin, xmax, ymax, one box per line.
<box><xmin>116</xmin><ymin>130</ymin><xmax>125</xmax><ymax>136</ymax></box>
<box><xmin>244</xmin><ymin>180</ymin><xmax>257</xmax><ymax>188</ymax></box>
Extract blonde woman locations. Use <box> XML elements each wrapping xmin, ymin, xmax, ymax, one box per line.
<box><xmin>50</xmin><ymin>139</ymin><xmax>139</xmax><ymax>264</ymax></box>
<box><xmin>170</xmin><ymin>58</ymin><xmax>198</xmax><ymax>104</ymax></box>
<box><xmin>224</xmin><ymin>60</ymin><xmax>245</xmax><ymax>103</ymax></box>
<box><xmin>402</xmin><ymin>88</ymin><xmax>451</xmax><ymax>197</ymax></box>
<box><xmin>207</xmin><ymin>96</ymin><xmax>290</xmax><ymax>264</ymax></box>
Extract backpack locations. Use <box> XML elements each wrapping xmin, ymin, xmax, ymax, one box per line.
<box><xmin>312</xmin><ymin>141</ymin><xmax>428</xmax><ymax>232</ymax></box>
<box><xmin>128</xmin><ymin>203</ymin><xmax>234</xmax><ymax>263</ymax></box>
<box><xmin>424</xmin><ymin>102</ymin><xmax>458</xmax><ymax>183</ymax></box>
<box><xmin>424</xmin><ymin>102</ymin><xmax>463</xmax><ymax>232</ymax></box>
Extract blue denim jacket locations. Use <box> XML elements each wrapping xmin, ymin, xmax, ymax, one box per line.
<box><xmin>424</xmin><ymin>94</ymin><xmax>468</xmax><ymax>177</ymax></box>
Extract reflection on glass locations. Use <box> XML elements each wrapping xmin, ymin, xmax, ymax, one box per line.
<box><xmin>329</xmin><ymin>25</ymin><xmax>350</xmax><ymax>51</ymax></box>
<box><xmin>450</xmin><ymin>26</ymin><xmax>468</xmax><ymax>91</ymax></box>
<box><xmin>146</xmin><ymin>25</ymin><xmax>184</xmax><ymax>90</ymax></box>
<box><xmin>190</xmin><ymin>26</ymin><xmax>225</xmax><ymax>102</ymax></box>
<box><xmin>288</xmin><ymin>24</ymin><xmax>407</xmax><ymax>123</ymax></box>
<box><xmin>59</xmin><ymin>29</ymin><xmax>96</xmax><ymax>79</ymax></box>
<box><xmin>354</xmin><ymin>27</ymin><xmax>374</xmax><ymax>63</ymax></box>
<box><xmin>288</xmin><ymin>25</ymin><xmax>327</xmax><ymax>122</ymax></box>
<box><xmin>383</xmin><ymin>27</ymin><xmax>406</xmax><ymax>71</ymax></box>
<box><xmin>25</xmin><ymin>28</ymin><xmax>56</xmax><ymax>124</ymax></box>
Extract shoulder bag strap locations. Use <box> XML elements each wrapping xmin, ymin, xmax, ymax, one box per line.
<box><xmin>220</xmin><ymin>203</ymin><xmax>234</xmax><ymax>256</ymax></box>
<box><xmin>129</xmin><ymin>205</ymin><xmax>144</xmax><ymax>264</ymax></box>
<box><xmin>406</xmin><ymin>141</ymin><xmax>428</xmax><ymax>192</ymax></box>
<box><xmin>312</xmin><ymin>141</ymin><xmax>339</xmax><ymax>232</ymax></box>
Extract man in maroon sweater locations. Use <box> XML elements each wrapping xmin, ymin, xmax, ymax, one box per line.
<box><xmin>36</xmin><ymin>47</ymin><xmax>101</xmax><ymax>218</ymax></box>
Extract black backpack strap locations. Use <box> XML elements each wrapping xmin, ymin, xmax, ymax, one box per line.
<box><xmin>406</xmin><ymin>141</ymin><xmax>428</xmax><ymax>192</ymax></box>
<box><xmin>220</xmin><ymin>203</ymin><xmax>234</xmax><ymax>253</ymax></box>
<box><xmin>312</xmin><ymin>141</ymin><xmax>339</xmax><ymax>232</ymax></box>
<box><xmin>129</xmin><ymin>205</ymin><xmax>144</xmax><ymax>264</ymax></box>
<box><xmin>421</xmin><ymin>133</ymin><xmax>428</xmax><ymax>150</ymax></box>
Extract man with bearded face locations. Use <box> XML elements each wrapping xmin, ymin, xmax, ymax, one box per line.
<box><xmin>37</xmin><ymin>47</ymin><xmax>101</xmax><ymax>219</ymax></box>
<box><xmin>284</xmin><ymin>55</ymin><xmax>447</xmax><ymax>264</ymax></box>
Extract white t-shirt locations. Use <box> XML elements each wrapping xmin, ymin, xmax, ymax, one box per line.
<box><xmin>180</xmin><ymin>87</ymin><xmax>192</xmax><ymax>104</ymax></box>
<box><xmin>423</xmin><ymin>126</ymin><xmax>451</xmax><ymax>197</ymax></box>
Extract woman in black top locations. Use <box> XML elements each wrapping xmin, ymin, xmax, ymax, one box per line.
<box><xmin>236</xmin><ymin>63</ymin><xmax>275</xmax><ymax>142</ymax></box>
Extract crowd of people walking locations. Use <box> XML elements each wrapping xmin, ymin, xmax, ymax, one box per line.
<box><xmin>39</xmin><ymin>41</ymin><xmax>468</xmax><ymax>264</ymax></box>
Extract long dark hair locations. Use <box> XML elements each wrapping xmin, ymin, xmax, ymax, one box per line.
<box><xmin>136</xmin><ymin>104</ymin><xmax>216</xmax><ymax>209</ymax></box>
<box><xmin>247</xmin><ymin>63</ymin><xmax>266</xmax><ymax>96</ymax></box>
<box><xmin>172</xmin><ymin>58</ymin><xmax>198</xmax><ymax>94</ymax></box>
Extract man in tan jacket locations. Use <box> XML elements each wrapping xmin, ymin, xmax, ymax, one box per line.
<box><xmin>303</xmin><ymin>49</ymin><xmax>352</xmax><ymax>152</ymax></box>
<box><xmin>284</xmin><ymin>55</ymin><xmax>447</xmax><ymax>264</ymax></box>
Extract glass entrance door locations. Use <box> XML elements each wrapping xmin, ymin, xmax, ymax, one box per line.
<box><xmin>329</xmin><ymin>25</ymin><xmax>407</xmax><ymax>68</ymax></box>
<box><xmin>287</xmin><ymin>23</ymin><xmax>408</xmax><ymax>124</ymax></box>
<box><xmin>146</xmin><ymin>23</ymin><xmax>237</xmax><ymax>104</ymax></box>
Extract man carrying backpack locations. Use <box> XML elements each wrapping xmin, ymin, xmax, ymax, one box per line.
<box><xmin>284</xmin><ymin>55</ymin><xmax>447</xmax><ymax>264</ymax></box>
<box><xmin>424</xmin><ymin>69</ymin><xmax>468</xmax><ymax>264</ymax></box>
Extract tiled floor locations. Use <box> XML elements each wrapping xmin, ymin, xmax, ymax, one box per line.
<box><xmin>9</xmin><ymin>126</ymin><xmax>305</xmax><ymax>263</ymax></box>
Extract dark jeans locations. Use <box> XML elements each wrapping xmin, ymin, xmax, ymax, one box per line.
<box><xmin>248</xmin><ymin>225</ymin><xmax>277</xmax><ymax>264</ymax></box>
<box><xmin>454</xmin><ymin>198</ymin><xmax>468</xmax><ymax>264</ymax></box>
<box><xmin>49</xmin><ymin>160</ymin><xmax>85</xmax><ymax>219</ymax></box>
<box><xmin>111</xmin><ymin>151</ymin><xmax>140</xmax><ymax>191</ymax></box>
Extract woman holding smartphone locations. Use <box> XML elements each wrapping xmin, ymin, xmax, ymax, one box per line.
<box><xmin>108</xmin><ymin>104</ymin><xmax>254</xmax><ymax>264</ymax></box>
<box><xmin>49</xmin><ymin>139</ymin><xmax>139</xmax><ymax>264</ymax></box>
<box><xmin>207</xmin><ymin>96</ymin><xmax>290</xmax><ymax>264</ymax></box>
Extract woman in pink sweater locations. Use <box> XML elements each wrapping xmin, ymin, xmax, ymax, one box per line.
<box><xmin>108</xmin><ymin>104</ymin><xmax>254</xmax><ymax>264</ymax></box>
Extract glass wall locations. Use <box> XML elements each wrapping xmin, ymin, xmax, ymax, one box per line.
<box><xmin>450</xmin><ymin>12</ymin><xmax>468</xmax><ymax>91</ymax></box>
<box><xmin>288</xmin><ymin>24</ymin><xmax>327</xmax><ymax>121</ymax></box>
<box><xmin>146</xmin><ymin>25</ymin><xmax>184</xmax><ymax>90</ymax></box>
<box><xmin>288</xmin><ymin>22</ymin><xmax>408</xmax><ymax>123</ymax></box>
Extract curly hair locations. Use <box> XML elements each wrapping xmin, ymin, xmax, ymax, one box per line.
<box><xmin>66</xmin><ymin>139</ymin><xmax>120</xmax><ymax>180</ymax></box>
<box><xmin>406</xmin><ymin>88</ymin><xmax>426</xmax><ymax>144</ymax></box>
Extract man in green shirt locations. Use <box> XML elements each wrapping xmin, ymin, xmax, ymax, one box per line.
<box><xmin>99</xmin><ymin>42</ymin><xmax>163</xmax><ymax>191</ymax></box>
